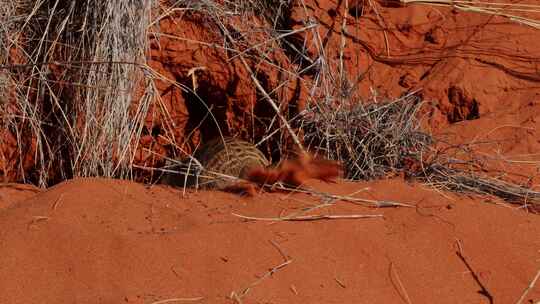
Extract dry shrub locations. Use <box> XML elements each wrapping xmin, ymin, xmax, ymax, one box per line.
<box><xmin>300</xmin><ymin>92</ymin><xmax>432</xmax><ymax>180</ymax></box>
<box><xmin>300</xmin><ymin>91</ymin><xmax>539</xmax><ymax>210</ymax></box>
<box><xmin>0</xmin><ymin>0</ymin><xmax>156</xmax><ymax>186</ymax></box>
<box><xmin>0</xmin><ymin>0</ymin><xmax>33</xmax><ymax>182</ymax></box>
<box><xmin>418</xmin><ymin>160</ymin><xmax>540</xmax><ymax>211</ymax></box>
<box><xmin>1</xmin><ymin>0</ymin><xmax>306</xmax><ymax>186</ymax></box>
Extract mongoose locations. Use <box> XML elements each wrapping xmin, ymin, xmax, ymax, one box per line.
<box><xmin>161</xmin><ymin>137</ymin><xmax>269</xmax><ymax>189</ymax></box>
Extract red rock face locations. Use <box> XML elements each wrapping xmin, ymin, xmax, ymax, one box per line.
<box><xmin>141</xmin><ymin>9</ymin><xmax>308</xmax><ymax>169</ymax></box>
<box><xmin>137</xmin><ymin>0</ymin><xmax>540</xmax><ymax>185</ymax></box>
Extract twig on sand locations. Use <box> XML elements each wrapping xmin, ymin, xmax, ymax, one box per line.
<box><xmin>149</xmin><ymin>297</ymin><xmax>204</xmax><ymax>304</ymax></box>
<box><xmin>389</xmin><ymin>262</ymin><xmax>412</xmax><ymax>304</ymax></box>
<box><xmin>334</xmin><ymin>277</ymin><xmax>347</xmax><ymax>289</ymax></box>
<box><xmin>232</xmin><ymin>212</ymin><xmax>383</xmax><ymax>221</ymax></box>
<box><xmin>273</xmin><ymin>184</ymin><xmax>414</xmax><ymax>208</ymax></box>
<box><xmin>290</xmin><ymin>284</ymin><xmax>299</xmax><ymax>295</ymax></box>
<box><xmin>232</xmin><ymin>192</ymin><xmax>384</xmax><ymax>222</ymax></box>
<box><xmin>455</xmin><ymin>240</ymin><xmax>494</xmax><ymax>304</ymax></box>
<box><xmin>230</xmin><ymin>238</ymin><xmax>294</xmax><ymax>303</ymax></box>
<box><xmin>269</xmin><ymin>240</ymin><xmax>290</xmax><ymax>262</ymax></box>
<box><xmin>515</xmin><ymin>268</ymin><xmax>540</xmax><ymax>304</ymax></box>
<box><xmin>51</xmin><ymin>194</ymin><xmax>64</xmax><ymax>211</ymax></box>
<box><xmin>27</xmin><ymin>216</ymin><xmax>50</xmax><ymax>230</ymax></box>
<box><xmin>300</xmin><ymin>93</ymin><xmax>430</xmax><ymax>181</ymax></box>
<box><xmin>230</xmin><ymin>260</ymin><xmax>293</xmax><ymax>303</ymax></box>
<box><xmin>400</xmin><ymin>0</ymin><xmax>540</xmax><ymax>30</ymax></box>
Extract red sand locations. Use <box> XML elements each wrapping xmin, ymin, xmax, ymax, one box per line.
<box><xmin>2</xmin><ymin>0</ymin><xmax>540</xmax><ymax>182</ymax></box>
<box><xmin>1</xmin><ymin>178</ymin><xmax>538</xmax><ymax>303</ymax></box>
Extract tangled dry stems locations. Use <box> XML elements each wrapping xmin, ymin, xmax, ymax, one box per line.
<box><xmin>1</xmin><ymin>0</ymin><xmax>155</xmax><ymax>186</ymax></box>
<box><xmin>401</xmin><ymin>0</ymin><xmax>540</xmax><ymax>30</ymax></box>
<box><xmin>301</xmin><ymin>92</ymin><xmax>431</xmax><ymax>180</ymax></box>
<box><xmin>301</xmin><ymin>92</ymin><xmax>539</xmax><ymax>210</ymax></box>
<box><xmin>420</xmin><ymin>164</ymin><xmax>540</xmax><ymax>209</ymax></box>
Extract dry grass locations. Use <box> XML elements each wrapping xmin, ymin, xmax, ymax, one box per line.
<box><xmin>418</xmin><ymin>163</ymin><xmax>540</xmax><ymax>209</ymax></box>
<box><xmin>1</xmin><ymin>0</ymin><xmax>155</xmax><ymax>186</ymax></box>
<box><xmin>299</xmin><ymin>88</ymin><xmax>539</xmax><ymax>210</ymax></box>
<box><xmin>300</xmin><ymin>92</ymin><xmax>431</xmax><ymax>180</ymax></box>
<box><xmin>401</xmin><ymin>0</ymin><xmax>540</xmax><ymax>29</ymax></box>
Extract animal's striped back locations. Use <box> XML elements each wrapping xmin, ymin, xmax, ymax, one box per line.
<box><xmin>160</xmin><ymin>137</ymin><xmax>269</xmax><ymax>189</ymax></box>
<box><xmin>195</xmin><ymin>137</ymin><xmax>269</xmax><ymax>189</ymax></box>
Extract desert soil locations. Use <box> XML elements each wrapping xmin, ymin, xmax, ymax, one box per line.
<box><xmin>0</xmin><ymin>177</ymin><xmax>539</xmax><ymax>303</ymax></box>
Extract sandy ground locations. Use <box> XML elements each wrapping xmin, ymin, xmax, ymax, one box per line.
<box><xmin>1</xmin><ymin>178</ymin><xmax>538</xmax><ymax>303</ymax></box>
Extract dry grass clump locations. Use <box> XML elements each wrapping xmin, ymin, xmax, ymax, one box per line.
<box><xmin>300</xmin><ymin>92</ymin><xmax>539</xmax><ymax>210</ymax></box>
<box><xmin>1</xmin><ymin>0</ymin><xmax>155</xmax><ymax>186</ymax></box>
<box><xmin>300</xmin><ymin>92</ymin><xmax>432</xmax><ymax>180</ymax></box>
<box><xmin>400</xmin><ymin>0</ymin><xmax>540</xmax><ymax>30</ymax></box>
<box><xmin>419</xmin><ymin>164</ymin><xmax>540</xmax><ymax>210</ymax></box>
<box><xmin>1</xmin><ymin>0</ymin><xmax>307</xmax><ymax>186</ymax></box>
<box><xmin>0</xmin><ymin>0</ymin><xmax>31</xmax><ymax>182</ymax></box>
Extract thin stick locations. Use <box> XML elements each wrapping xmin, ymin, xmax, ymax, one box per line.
<box><xmin>455</xmin><ymin>241</ymin><xmax>494</xmax><ymax>304</ymax></box>
<box><xmin>272</xmin><ymin>184</ymin><xmax>414</xmax><ymax>208</ymax></box>
<box><xmin>269</xmin><ymin>240</ymin><xmax>290</xmax><ymax>262</ymax></box>
<box><xmin>227</xmin><ymin>23</ymin><xmax>318</xmax><ymax>62</ymax></box>
<box><xmin>51</xmin><ymin>194</ymin><xmax>64</xmax><ymax>211</ymax></box>
<box><xmin>219</xmin><ymin>26</ymin><xmax>305</xmax><ymax>153</ymax></box>
<box><xmin>232</xmin><ymin>212</ymin><xmax>383</xmax><ymax>221</ymax></box>
<box><xmin>230</xmin><ymin>260</ymin><xmax>293</xmax><ymax>301</ymax></box>
<box><xmin>389</xmin><ymin>262</ymin><xmax>412</xmax><ymax>304</ymax></box>
<box><xmin>149</xmin><ymin>298</ymin><xmax>204</xmax><ymax>304</ymax></box>
<box><xmin>335</xmin><ymin>277</ymin><xmax>347</xmax><ymax>289</ymax></box>
<box><xmin>515</xmin><ymin>268</ymin><xmax>540</xmax><ymax>304</ymax></box>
